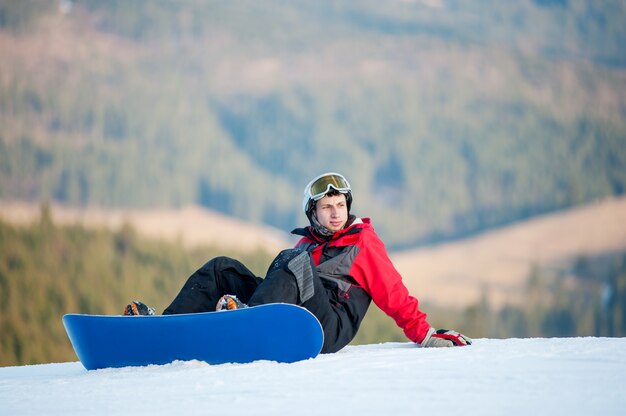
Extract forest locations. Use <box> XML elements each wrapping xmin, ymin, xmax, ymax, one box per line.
<box><xmin>0</xmin><ymin>206</ymin><xmax>274</xmax><ymax>366</ymax></box>
<box><xmin>1</xmin><ymin>0</ymin><xmax>625</xmax><ymax>249</ymax></box>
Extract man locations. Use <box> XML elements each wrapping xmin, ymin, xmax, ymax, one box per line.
<box><xmin>125</xmin><ymin>172</ymin><xmax>471</xmax><ymax>351</ymax></box>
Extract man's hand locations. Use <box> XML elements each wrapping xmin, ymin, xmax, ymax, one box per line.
<box><xmin>421</xmin><ymin>327</ymin><xmax>472</xmax><ymax>347</ymax></box>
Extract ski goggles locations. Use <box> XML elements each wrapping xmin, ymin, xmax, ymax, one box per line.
<box><xmin>306</xmin><ymin>173</ymin><xmax>352</xmax><ymax>201</ymax></box>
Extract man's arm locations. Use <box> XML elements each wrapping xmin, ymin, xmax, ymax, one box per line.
<box><xmin>351</xmin><ymin>230</ymin><xmax>431</xmax><ymax>343</ymax></box>
<box><xmin>353</xmin><ymin>229</ymin><xmax>471</xmax><ymax>347</ymax></box>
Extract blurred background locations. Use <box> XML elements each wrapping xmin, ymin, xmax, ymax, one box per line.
<box><xmin>1</xmin><ymin>0</ymin><xmax>625</xmax><ymax>366</ymax></box>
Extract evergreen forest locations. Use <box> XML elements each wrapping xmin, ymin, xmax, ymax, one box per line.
<box><xmin>1</xmin><ymin>0</ymin><xmax>625</xmax><ymax>248</ymax></box>
<box><xmin>0</xmin><ymin>206</ymin><xmax>274</xmax><ymax>366</ymax></box>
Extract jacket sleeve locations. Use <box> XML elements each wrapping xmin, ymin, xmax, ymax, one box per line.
<box><xmin>350</xmin><ymin>230</ymin><xmax>431</xmax><ymax>344</ymax></box>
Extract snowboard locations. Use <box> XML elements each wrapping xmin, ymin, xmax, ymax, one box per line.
<box><xmin>63</xmin><ymin>303</ymin><xmax>324</xmax><ymax>370</ymax></box>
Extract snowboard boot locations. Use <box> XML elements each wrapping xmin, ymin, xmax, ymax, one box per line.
<box><xmin>216</xmin><ymin>294</ymin><xmax>248</xmax><ymax>311</ymax></box>
<box><xmin>123</xmin><ymin>301</ymin><xmax>156</xmax><ymax>316</ymax></box>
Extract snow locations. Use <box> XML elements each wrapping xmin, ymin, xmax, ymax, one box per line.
<box><xmin>1</xmin><ymin>338</ymin><xmax>626</xmax><ymax>415</ymax></box>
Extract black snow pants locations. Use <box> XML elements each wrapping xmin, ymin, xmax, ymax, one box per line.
<box><xmin>163</xmin><ymin>250</ymin><xmax>359</xmax><ymax>353</ymax></box>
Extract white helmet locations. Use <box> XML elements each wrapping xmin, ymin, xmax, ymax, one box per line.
<box><xmin>302</xmin><ymin>172</ymin><xmax>353</xmax><ymax>216</ymax></box>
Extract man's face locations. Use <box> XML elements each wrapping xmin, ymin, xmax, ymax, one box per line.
<box><xmin>314</xmin><ymin>193</ymin><xmax>348</xmax><ymax>232</ymax></box>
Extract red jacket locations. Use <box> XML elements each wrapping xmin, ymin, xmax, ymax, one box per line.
<box><xmin>293</xmin><ymin>217</ymin><xmax>431</xmax><ymax>344</ymax></box>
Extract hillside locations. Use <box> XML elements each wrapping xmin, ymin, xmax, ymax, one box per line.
<box><xmin>394</xmin><ymin>196</ymin><xmax>626</xmax><ymax>308</ymax></box>
<box><xmin>1</xmin><ymin>0</ymin><xmax>625</xmax><ymax>247</ymax></box>
<box><xmin>2</xmin><ymin>195</ymin><xmax>624</xmax><ymax>309</ymax></box>
<box><xmin>0</xmin><ymin>201</ymin><xmax>291</xmax><ymax>253</ymax></box>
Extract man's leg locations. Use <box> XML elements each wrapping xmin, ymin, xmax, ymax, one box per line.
<box><xmin>300</xmin><ymin>277</ymin><xmax>357</xmax><ymax>354</ymax></box>
<box><xmin>247</xmin><ymin>249</ymin><xmax>312</xmax><ymax>306</ymax></box>
<box><xmin>163</xmin><ymin>256</ymin><xmax>262</xmax><ymax>315</ymax></box>
<box><xmin>247</xmin><ymin>249</ymin><xmax>352</xmax><ymax>354</ymax></box>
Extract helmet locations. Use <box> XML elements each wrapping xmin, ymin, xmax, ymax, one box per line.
<box><xmin>302</xmin><ymin>172</ymin><xmax>353</xmax><ymax>216</ymax></box>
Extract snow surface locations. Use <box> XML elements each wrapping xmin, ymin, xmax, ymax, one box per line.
<box><xmin>1</xmin><ymin>338</ymin><xmax>625</xmax><ymax>415</ymax></box>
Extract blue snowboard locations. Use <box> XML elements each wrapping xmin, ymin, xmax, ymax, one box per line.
<box><xmin>63</xmin><ymin>303</ymin><xmax>324</xmax><ymax>370</ymax></box>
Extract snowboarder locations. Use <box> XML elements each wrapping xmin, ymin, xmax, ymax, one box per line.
<box><xmin>125</xmin><ymin>172</ymin><xmax>471</xmax><ymax>352</ymax></box>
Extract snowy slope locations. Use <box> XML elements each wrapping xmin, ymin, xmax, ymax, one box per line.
<box><xmin>1</xmin><ymin>338</ymin><xmax>625</xmax><ymax>415</ymax></box>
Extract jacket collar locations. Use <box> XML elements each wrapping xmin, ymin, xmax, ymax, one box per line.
<box><xmin>292</xmin><ymin>216</ymin><xmax>368</xmax><ymax>243</ymax></box>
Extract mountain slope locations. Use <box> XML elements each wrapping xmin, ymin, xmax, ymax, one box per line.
<box><xmin>394</xmin><ymin>196</ymin><xmax>626</xmax><ymax>307</ymax></box>
<box><xmin>0</xmin><ymin>201</ymin><xmax>290</xmax><ymax>253</ymax></box>
<box><xmin>2</xmin><ymin>195</ymin><xmax>624</xmax><ymax>310</ymax></box>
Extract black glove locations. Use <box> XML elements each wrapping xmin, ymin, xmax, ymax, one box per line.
<box><xmin>421</xmin><ymin>327</ymin><xmax>472</xmax><ymax>347</ymax></box>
